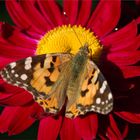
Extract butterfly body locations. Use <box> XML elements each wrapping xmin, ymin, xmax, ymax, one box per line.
<box><xmin>0</xmin><ymin>44</ymin><xmax>113</xmax><ymax>118</ymax></box>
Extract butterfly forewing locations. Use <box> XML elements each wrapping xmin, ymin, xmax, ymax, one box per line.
<box><xmin>0</xmin><ymin>53</ymin><xmax>72</xmax><ymax>114</ymax></box>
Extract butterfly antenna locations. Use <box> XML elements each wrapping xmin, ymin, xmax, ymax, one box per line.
<box><xmin>63</xmin><ymin>11</ymin><xmax>83</xmax><ymax>47</ymax></box>
<box><xmin>71</xmin><ymin>27</ymin><xmax>83</xmax><ymax>47</ymax></box>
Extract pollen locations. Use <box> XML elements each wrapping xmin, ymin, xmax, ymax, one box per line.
<box><xmin>36</xmin><ymin>25</ymin><xmax>103</xmax><ymax>61</ymax></box>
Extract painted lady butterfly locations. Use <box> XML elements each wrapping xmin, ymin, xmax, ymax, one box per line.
<box><xmin>0</xmin><ymin>43</ymin><xmax>113</xmax><ymax>118</ymax></box>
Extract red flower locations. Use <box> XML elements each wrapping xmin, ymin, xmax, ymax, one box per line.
<box><xmin>0</xmin><ymin>0</ymin><xmax>140</xmax><ymax>139</ymax></box>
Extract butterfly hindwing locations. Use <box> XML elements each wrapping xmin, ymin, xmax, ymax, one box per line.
<box><xmin>65</xmin><ymin>60</ymin><xmax>113</xmax><ymax>118</ymax></box>
<box><xmin>0</xmin><ymin>53</ymin><xmax>72</xmax><ymax>114</ymax></box>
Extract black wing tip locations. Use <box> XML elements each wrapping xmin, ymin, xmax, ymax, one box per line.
<box><xmin>0</xmin><ymin>69</ymin><xmax>10</xmax><ymax>83</ymax></box>
<box><xmin>0</xmin><ymin>68</ymin><xmax>6</xmax><ymax>79</ymax></box>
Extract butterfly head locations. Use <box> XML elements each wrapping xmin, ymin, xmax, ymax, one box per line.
<box><xmin>79</xmin><ymin>43</ymin><xmax>92</xmax><ymax>58</ymax></box>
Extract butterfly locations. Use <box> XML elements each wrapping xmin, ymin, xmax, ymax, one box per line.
<box><xmin>0</xmin><ymin>43</ymin><xmax>113</xmax><ymax>118</ymax></box>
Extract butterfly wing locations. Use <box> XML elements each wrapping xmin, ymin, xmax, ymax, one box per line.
<box><xmin>0</xmin><ymin>53</ymin><xmax>72</xmax><ymax>114</ymax></box>
<box><xmin>65</xmin><ymin>60</ymin><xmax>113</xmax><ymax>118</ymax></box>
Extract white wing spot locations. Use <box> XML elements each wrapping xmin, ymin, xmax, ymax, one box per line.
<box><xmin>96</xmin><ymin>98</ymin><xmax>101</xmax><ymax>104</ymax></box>
<box><xmin>11</xmin><ymin>70</ymin><xmax>15</xmax><ymax>73</ymax></box>
<box><xmin>25</xmin><ymin>64</ymin><xmax>31</xmax><ymax>70</ymax></box>
<box><xmin>91</xmin><ymin>106</ymin><xmax>95</xmax><ymax>109</ymax></box>
<box><xmin>5</xmin><ymin>69</ymin><xmax>10</xmax><ymax>79</ymax></box>
<box><xmin>96</xmin><ymin>108</ymin><xmax>101</xmax><ymax>113</ymax></box>
<box><xmin>10</xmin><ymin>62</ymin><xmax>16</xmax><ymax>69</ymax></box>
<box><xmin>100</xmin><ymin>81</ymin><xmax>107</xmax><ymax>94</ymax></box>
<box><xmin>23</xmin><ymin>84</ymin><xmax>28</xmax><ymax>87</ymax></box>
<box><xmin>21</xmin><ymin>74</ymin><xmax>27</xmax><ymax>80</ymax></box>
<box><xmin>15</xmin><ymin>74</ymin><xmax>19</xmax><ymax>77</ymax></box>
<box><xmin>105</xmin><ymin>107</ymin><xmax>109</xmax><ymax>110</ymax></box>
<box><xmin>101</xmin><ymin>101</ymin><xmax>105</xmax><ymax>105</ymax></box>
<box><xmin>14</xmin><ymin>83</ymin><xmax>18</xmax><ymax>86</ymax></box>
<box><xmin>25</xmin><ymin>57</ymin><xmax>32</xmax><ymax>64</ymax></box>
<box><xmin>106</xmin><ymin>100</ymin><xmax>108</xmax><ymax>104</ymax></box>
<box><xmin>108</xmin><ymin>93</ymin><xmax>113</xmax><ymax>100</ymax></box>
<box><xmin>25</xmin><ymin>57</ymin><xmax>32</xmax><ymax>70</ymax></box>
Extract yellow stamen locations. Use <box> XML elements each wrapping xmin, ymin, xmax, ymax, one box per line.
<box><xmin>36</xmin><ymin>25</ymin><xmax>102</xmax><ymax>61</ymax></box>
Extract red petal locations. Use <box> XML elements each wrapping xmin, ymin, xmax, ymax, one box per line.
<box><xmin>122</xmin><ymin>124</ymin><xmax>129</xmax><ymax>138</ymax></box>
<box><xmin>0</xmin><ymin>91</ymin><xmax>33</xmax><ymax>106</ymax></box>
<box><xmin>0</xmin><ymin>56</ymin><xmax>16</xmax><ymax>68</ymax></box>
<box><xmin>107</xmin><ymin>51</ymin><xmax>140</xmax><ymax>66</ymax></box>
<box><xmin>38</xmin><ymin>116</ymin><xmax>62</xmax><ymax>140</ymax></box>
<box><xmin>0</xmin><ymin>43</ymin><xmax>34</xmax><ymax>60</ymax></box>
<box><xmin>37</xmin><ymin>0</ymin><xmax>63</xmax><ymax>27</ymax></box>
<box><xmin>0</xmin><ymin>23</ymin><xmax>37</xmax><ymax>49</ymax></box>
<box><xmin>0</xmin><ymin>79</ymin><xmax>5</xmax><ymax>84</ymax></box>
<box><xmin>25</xmin><ymin>31</ymin><xmax>42</xmax><ymax>40</ymax></box>
<box><xmin>88</xmin><ymin>0</ymin><xmax>121</xmax><ymax>37</ymax></box>
<box><xmin>135</xmin><ymin>0</ymin><xmax>140</xmax><ymax>5</ymax></box>
<box><xmin>74</xmin><ymin>114</ymin><xmax>98</xmax><ymax>140</ymax></box>
<box><xmin>0</xmin><ymin>105</ymin><xmax>36</xmax><ymax>135</ymax></box>
<box><xmin>106</xmin><ymin>115</ymin><xmax>122</xmax><ymax>140</ymax></box>
<box><xmin>6</xmin><ymin>0</ymin><xmax>44</xmax><ymax>34</ymax></box>
<box><xmin>76</xmin><ymin>0</ymin><xmax>92</xmax><ymax>26</ymax></box>
<box><xmin>136</xmin><ymin>17</ymin><xmax>140</xmax><ymax>24</ymax></box>
<box><xmin>120</xmin><ymin>66</ymin><xmax>140</xmax><ymax>78</ymax></box>
<box><xmin>115</xmin><ymin>112</ymin><xmax>140</xmax><ymax>123</ymax></box>
<box><xmin>106</xmin><ymin>36</ymin><xmax>140</xmax><ymax>52</ymax></box>
<box><xmin>60</xmin><ymin>118</ymin><xmax>81</xmax><ymax>140</ymax></box>
<box><xmin>19</xmin><ymin>0</ymin><xmax>51</xmax><ymax>32</ymax></box>
<box><xmin>63</xmin><ymin>0</ymin><xmax>79</xmax><ymax>25</ymax></box>
<box><xmin>102</xmin><ymin>20</ymin><xmax>138</xmax><ymax>47</ymax></box>
<box><xmin>0</xmin><ymin>80</ymin><xmax>33</xmax><ymax>106</ymax></box>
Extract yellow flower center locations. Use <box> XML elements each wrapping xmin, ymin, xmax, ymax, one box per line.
<box><xmin>36</xmin><ymin>25</ymin><xmax>102</xmax><ymax>61</ymax></box>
